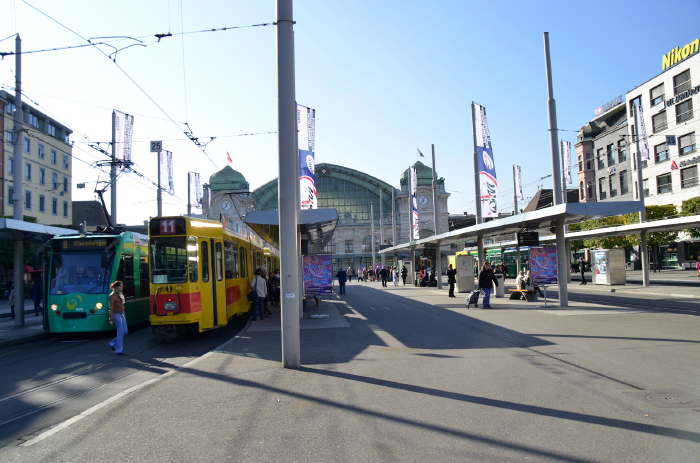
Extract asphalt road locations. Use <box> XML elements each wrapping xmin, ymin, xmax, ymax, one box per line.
<box><xmin>1</xmin><ymin>282</ymin><xmax>699</xmax><ymax>462</ymax></box>
<box><xmin>0</xmin><ymin>318</ymin><xmax>247</xmax><ymax>449</ymax></box>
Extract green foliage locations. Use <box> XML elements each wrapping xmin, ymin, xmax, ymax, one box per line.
<box><xmin>646</xmin><ymin>204</ymin><xmax>679</xmax><ymax>247</ymax></box>
<box><xmin>681</xmin><ymin>196</ymin><xmax>700</xmax><ymax>238</ymax></box>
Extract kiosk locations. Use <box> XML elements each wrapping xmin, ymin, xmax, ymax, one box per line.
<box><xmin>455</xmin><ymin>254</ymin><xmax>475</xmax><ymax>292</ymax></box>
<box><xmin>399</xmin><ymin>260</ymin><xmax>414</xmax><ymax>286</ymax></box>
<box><xmin>592</xmin><ymin>249</ymin><xmax>626</xmax><ymax>285</ymax></box>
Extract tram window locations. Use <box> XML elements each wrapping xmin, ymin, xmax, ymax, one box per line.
<box><xmin>232</xmin><ymin>246</ymin><xmax>239</xmax><ymax>278</ymax></box>
<box><xmin>150</xmin><ymin>237</ymin><xmax>187</xmax><ymax>284</ymax></box>
<box><xmin>224</xmin><ymin>240</ymin><xmax>237</xmax><ymax>278</ymax></box>
<box><xmin>239</xmin><ymin>247</ymin><xmax>247</xmax><ymax>278</ymax></box>
<box><xmin>117</xmin><ymin>254</ymin><xmax>135</xmax><ymax>299</ymax></box>
<box><xmin>188</xmin><ymin>236</ymin><xmax>198</xmax><ymax>282</ymax></box>
<box><xmin>215</xmin><ymin>242</ymin><xmax>223</xmax><ymax>281</ymax></box>
<box><xmin>139</xmin><ymin>256</ymin><xmax>149</xmax><ymax>297</ymax></box>
<box><xmin>201</xmin><ymin>241</ymin><xmax>209</xmax><ymax>282</ymax></box>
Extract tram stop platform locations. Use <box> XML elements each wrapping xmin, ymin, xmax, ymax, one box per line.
<box><xmin>9</xmin><ymin>278</ymin><xmax>699</xmax><ymax>463</ymax></box>
<box><xmin>0</xmin><ymin>300</ymin><xmax>46</xmax><ymax>347</ymax></box>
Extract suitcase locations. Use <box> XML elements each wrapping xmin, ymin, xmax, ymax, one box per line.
<box><xmin>466</xmin><ymin>290</ymin><xmax>480</xmax><ymax>309</ymax></box>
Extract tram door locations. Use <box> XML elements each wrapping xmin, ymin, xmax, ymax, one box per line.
<box><xmin>199</xmin><ymin>239</ymin><xmax>227</xmax><ymax>329</ymax></box>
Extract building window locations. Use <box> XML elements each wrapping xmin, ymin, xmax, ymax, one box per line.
<box><xmin>585</xmin><ymin>152</ymin><xmax>592</xmax><ymax>170</ymax></box>
<box><xmin>598</xmin><ymin>177</ymin><xmax>607</xmax><ymax>200</ymax></box>
<box><xmin>673</xmin><ymin>69</ymin><xmax>691</xmax><ymax>95</ymax></box>
<box><xmin>579</xmin><ymin>181</ymin><xmax>584</xmax><ymax>199</ymax></box>
<box><xmin>47</xmin><ymin>123</ymin><xmax>56</xmax><ymax>137</ymax></box>
<box><xmin>606</xmin><ymin>144</ymin><xmax>615</xmax><ymax>165</ymax></box>
<box><xmin>23</xmin><ymin>137</ymin><xmax>30</xmax><ymax>153</ymax></box>
<box><xmin>25</xmin><ymin>190</ymin><xmax>31</xmax><ymax>210</ymax></box>
<box><xmin>39</xmin><ymin>167</ymin><xmax>45</xmax><ymax>185</ymax></box>
<box><xmin>681</xmin><ymin>165</ymin><xmax>698</xmax><ymax>189</ymax></box>
<box><xmin>345</xmin><ymin>240</ymin><xmax>354</xmax><ymax>253</ymax></box>
<box><xmin>650</xmin><ymin>83</ymin><xmax>665</xmax><ymax>107</ymax></box>
<box><xmin>24</xmin><ymin>163</ymin><xmax>31</xmax><ymax>181</ymax></box>
<box><xmin>676</xmin><ymin>99</ymin><xmax>693</xmax><ymax>124</ymax></box>
<box><xmin>656</xmin><ymin>173</ymin><xmax>672</xmax><ymax>194</ymax></box>
<box><xmin>52</xmin><ymin>197</ymin><xmax>57</xmax><ymax>215</ymax></box>
<box><xmin>609</xmin><ymin>173</ymin><xmax>617</xmax><ymax>197</ymax></box>
<box><xmin>578</xmin><ymin>157</ymin><xmax>583</xmax><ymax>172</ymax></box>
<box><xmin>652</xmin><ymin>111</ymin><xmax>667</xmax><ymax>133</ymax></box>
<box><xmin>679</xmin><ymin>132</ymin><xmax>696</xmax><ymax>155</ymax></box>
<box><xmin>52</xmin><ymin>172</ymin><xmax>58</xmax><ymax>189</ymax></box>
<box><xmin>63</xmin><ymin>177</ymin><xmax>68</xmax><ymax>192</ymax></box>
<box><xmin>5</xmin><ymin>102</ymin><xmax>15</xmax><ymax>114</ymax></box>
<box><xmin>597</xmin><ymin>148</ymin><xmax>605</xmax><ymax>169</ymax></box>
<box><xmin>620</xmin><ymin>170</ymin><xmax>629</xmax><ymax>195</ymax></box>
<box><xmin>63</xmin><ymin>155</ymin><xmax>69</xmax><ymax>169</ymax></box>
<box><xmin>38</xmin><ymin>143</ymin><xmax>45</xmax><ymax>159</ymax></box>
<box><xmin>654</xmin><ymin>142</ymin><xmax>669</xmax><ymax>163</ymax></box>
<box><xmin>39</xmin><ymin>194</ymin><xmax>45</xmax><ymax>212</ymax></box>
<box><xmin>586</xmin><ymin>182</ymin><xmax>594</xmax><ymax>200</ymax></box>
<box><xmin>7</xmin><ymin>156</ymin><xmax>13</xmax><ymax>176</ymax></box>
<box><xmin>63</xmin><ymin>201</ymin><xmax>68</xmax><ymax>217</ymax></box>
<box><xmin>617</xmin><ymin>140</ymin><xmax>627</xmax><ymax>162</ymax></box>
<box><xmin>4</xmin><ymin>130</ymin><xmax>14</xmax><ymax>143</ymax></box>
<box><xmin>26</xmin><ymin>113</ymin><xmax>39</xmax><ymax>128</ymax></box>
<box><xmin>8</xmin><ymin>187</ymin><xmax>14</xmax><ymax>205</ymax></box>
<box><xmin>50</xmin><ymin>150</ymin><xmax>57</xmax><ymax>165</ymax></box>
<box><xmin>643</xmin><ymin>178</ymin><xmax>649</xmax><ymax>197</ymax></box>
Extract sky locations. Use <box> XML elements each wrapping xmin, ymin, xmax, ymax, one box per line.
<box><xmin>1</xmin><ymin>0</ymin><xmax>699</xmax><ymax>225</ymax></box>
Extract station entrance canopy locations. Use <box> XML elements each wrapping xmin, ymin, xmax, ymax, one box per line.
<box><xmin>0</xmin><ymin>218</ymin><xmax>76</xmax><ymax>240</ymax></box>
<box><xmin>379</xmin><ymin>201</ymin><xmax>644</xmax><ymax>253</ymax></box>
<box><xmin>244</xmin><ymin>208</ymin><xmax>338</xmax><ymax>249</ymax></box>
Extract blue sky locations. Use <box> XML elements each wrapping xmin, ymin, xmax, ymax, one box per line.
<box><xmin>2</xmin><ymin>0</ymin><xmax>699</xmax><ymax>224</ymax></box>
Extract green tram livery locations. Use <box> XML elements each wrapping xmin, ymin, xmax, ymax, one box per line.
<box><xmin>46</xmin><ymin>232</ymin><xmax>150</xmax><ymax>333</ymax></box>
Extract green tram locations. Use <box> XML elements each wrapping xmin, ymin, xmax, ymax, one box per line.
<box><xmin>456</xmin><ymin>246</ymin><xmax>531</xmax><ymax>278</ymax></box>
<box><xmin>46</xmin><ymin>232</ymin><xmax>150</xmax><ymax>333</ymax></box>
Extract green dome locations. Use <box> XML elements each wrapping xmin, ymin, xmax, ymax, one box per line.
<box><xmin>209</xmin><ymin>166</ymin><xmax>249</xmax><ymax>192</ymax></box>
<box><xmin>400</xmin><ymin>161</ymin><xmax>444</xmax><ymax>186</ymax></box>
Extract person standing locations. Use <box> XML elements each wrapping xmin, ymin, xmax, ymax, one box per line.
<box><xmin>336</xmin><ymin>267</ymin><xmax>347</xmax><ymax>295</ymax></box>
<box><xmin>446</xmin><ymin>264</ymin><xmax>457</xmax><ymax>297</ymax></box>
<box><xmin>250</xmin><ymin>269</ymin><xmax>267</xmax><ymax>321</ymax></box>
<box><xmin>578</xmin><ymin>256</ymin><xmax>587</xmax><ymax>285</ymax></box>
<box><xmin>31</xmin><ymin>278</ymin><xmax>42</xmax><ymax>316</ymax></box>
<box><xmin>379</xmin><ymin>267</ymin><xmax>388</xmax><ymax>287</ymax></box>
<box><xmin>108</xmin><ymin>281</ymin><xmax>127</xmax><ymax>355</ymax></box>
<box><xmin>401</xmin><ymin>266</ymin><xmax>408</xmax><ymax>285</ymax></box>
<box><xmin>478</xmin><ymin>262</ymin><xmax>498</xmax><ymax>309</ymax></box>
<box><xmin>347</xmin><ymin>267</ymin><xmax>353</xmax><ymax>283</ymax></box>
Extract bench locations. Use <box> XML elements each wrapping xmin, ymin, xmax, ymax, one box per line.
<box><xmin>509</xmin><ymin>289</ymin><xmax>537</xmax><ymax>302</ymax></box>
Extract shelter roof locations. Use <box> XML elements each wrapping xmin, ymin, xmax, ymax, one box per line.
<box><xmin>0</xmin><ymin>218</ymin><xmax>76</xmax><ymax>241</ymax></box>
<box><xmin>244</xmin><ymin>208</ymin><xmax>338</xmax><ymax>248</ymax></box>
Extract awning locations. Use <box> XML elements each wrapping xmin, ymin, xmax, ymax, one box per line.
<box><xmin>0</xmin><ymin>218</ymin><xmax>76</xmax><ymax>240</ymax></box>
<box><xmin>244</xmin><ymin>208</ymin><xmax>339</xmax><ymax>248</ymax></box>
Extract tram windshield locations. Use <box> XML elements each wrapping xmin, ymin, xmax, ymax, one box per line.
<box><xmin>150</xmin><ymin>236</ymin><xmax>188</xmax><ymax>284</ymax></box>
<box><xmin>50</xmin><ymin>252</ymin><xmax>112</xmax><ymax>295</ymax></box>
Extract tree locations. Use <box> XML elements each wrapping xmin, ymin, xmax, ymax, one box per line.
<box><xmin>567</xmin><ymin>214</ymin><xmax>636</xmax><ymax>250</ymax></box>
<box><xmin>681</xmin><ymin>196</ymin><xmax>700</xmax><ymax>238</ymax></box>
<box><xmin>645</xmin><ymin>204</ymin><xmax>679</xmax><ymax>247</ymax></box>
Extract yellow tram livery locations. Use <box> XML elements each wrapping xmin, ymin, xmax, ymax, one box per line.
<box><xmin>148</xmin><ymin>216</ymin><xmax>277</xmax><ymax>341</ymax></box>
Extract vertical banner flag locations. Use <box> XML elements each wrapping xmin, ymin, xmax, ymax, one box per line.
<box><xmin>297</xmin><ymin>104</ymin><xmax>317</xmax><ymax>209</ymax></box>
<box><xmin>410</xmin><ymin>166</ymin><xmax>420</xmax><ymax>240</ymax></box>
<box><xmin>473</xmin><ymin>102</ymin><xmax>498</xmax><ymax>218</ymax></box>
<box><xmin>561</xmin><ymin>140</ymin><xmax>572</xmax><ymax>185</ymax></box>
<box><xmin>113</xmin><ymin>110</ymin><xmax>134</xmax><ymax>162</ymax></box>
<box><xmin>188</xmin><ymin>172</ymin><xmax>202</xmax><ymax>207</ymax></box>
<box><xmin>163</xmin><ymin>150</ymin><xmax>174</xmax><ymax>195</ymax></box>
<box><xmin>633</xmin><ymin>99</ymin><xmax>650</xmax><ymax>161</ymax></box>
<box><xmin>514</xmin><ymin>164</ymin><xmax>524</xmax><ymax>202</ymax></box>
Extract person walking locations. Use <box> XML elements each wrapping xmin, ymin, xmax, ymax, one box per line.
<box><xmin>401</xmin><ymin>266</ymin><xmax>408</xmax><ymax>285</ymax></box>
<box><xmin>392</xmin><ymin>266</ymin><xmax>399</xmax><ymax>286</ymax></box>
<box><xmin>31</xmin><ymin>278</ymin><xmax>42</xmax><ymax>316</ymax></box>
<box><xmin>446</xmin><ymin>264</ymin><xmax>457</xmax><ymax>297</ymax></box>
<box><xmin>477</xmin><ymin>262</ymin><xmax>498</xmax><ymax>309</ymax></box>
<box><xmin>336</xmin><ymin>267</ymin><xmax>347</xmax><ymax>295</ymax></box>
<box><xmin>250</xmin><ymin>269</ymin><xmax>267</xmax><ymax>321</ymax></box>
<box><xmin>347</xmin><ymin>267</ymin><xmax>353</xmax><ymax>283</ymax></box>
<box><xmin>379</xmin><ymin>266</ymin><xmax>388</xmax><ymax>287</ymax></box>
<box><xmin>108</xmin><ymin>281</ymin><xmax>127</xmax><ymax>355</ymax></box>
<box><xmin>578</xmin><ymin>256</ymin><xmax>587</xmax><ymax>285</ymax></box>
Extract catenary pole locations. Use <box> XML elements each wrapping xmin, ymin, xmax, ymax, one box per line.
<box><xmin>379</xmin><ymin>188</ymin><xmax>385</xmax><ymax>267</ymax></box>
<box><xmin>277</xmin><ymin>0</ymin><xmax>300</xmax><ymax>368</ymax></box>
<box><xmin>513</xmin><ymin>165</ymin><xmax>521</xmax><ymax>275</ymax></box>
<box><xmin>431</xmin><ymin>144</ymin><xmax>442</xmax><ymax>289</ymax></box>
<box><xmin>471</xmin><ymin>102</ymin><xmax>485</xmax><ymax>266</ymax></box>
<box><xmin>156</xmin><ymin>151</ymin><xmax>162</xmax><ymax>216</ymax></box>
<box><xmin>543</xmin><ymin>31</ymin><xmax>568</xmax><ymax>307</ymax></box>
<box><xmin>111</xmin><ymin>110</ymin><xmax>117</xmax><ymax>225</ymax></box>
<box><xmin>187</xmin><ymin>172</ymin><xmax>192</xmax><ymax>216</ymax></box>
<box><xmin>632</xmin><ymin>104</ymin><xmax>650</xmax><ymax>287</ymax></box>
<box><xmin>391</xmin><ymin>188</ymin><xmax>396</xmax><ymax>247</ymax></box>
<box><xmin>370</xmin><ymin>202</ymin><xmax>376</xmax><ymax>271</ymax></box>
<box><xmin>13</xmin><ymin>34</ymin><xmax>25</xmax><ymax>327</ymax></box>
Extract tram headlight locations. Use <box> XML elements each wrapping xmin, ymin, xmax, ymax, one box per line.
<box><xmin>95</xmin><ymin>302</ymin><xmax>103</xmax><ymax>310</ymax></box>
<box><xmin>50</xmin><ymin>304</ymin><xmax>58</xmax><ymax>311</ymax></box>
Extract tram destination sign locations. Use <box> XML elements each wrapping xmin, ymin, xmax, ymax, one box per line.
<box><xmin>58</xmin><ymin>238</ymin><xmax>113</xmax><ymax>251</ymax></box>
<box><xmin>150</xmin><ymin>217</ymin><xmax>186</xmax><ymax>235</ymax></box>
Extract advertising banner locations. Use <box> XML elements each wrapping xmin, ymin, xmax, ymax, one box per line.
<box><xmin>298</xmin><ymin>104</ymin><xmax>317</xmax><ymax>209</ymax></box>
<box><xmin>473</xmin><ymin>102</ymin><xmax>498</xmax><ymax>218</ymax></box>
<box><xmin>188</xmin><ymin>172</ymin><xmax>201</xmax><ymax>207</ymax></box>
<box><xmin>633</xmin><ymin>99</ymin><xmax>650</xmax><ymax>161</ymax></box>
<box><xmin>114</xmin><ymin>110</ymin><xmax>134</xmax><ymax>162</ymax></box>
<box><xmin>303</xmin><ymin>254</ymin><xmax>333</xmax><ymax>294</ymax></box>
<box><xmin>561</xmin><ymin>140</ymin><xmax>572</xmax><ymax>185</ymax></box>
<box><xmin>410</xmin><ymin>166</ymin><xmax>420</xmax><ymax>240</ymax></box>
<box><xmin>529</xmin><ymin>246</ymin><xmax>558</xmax><ymax>285</ymax></box>
<box><xmin>162</xmin><ymin>151</ymin><xmax>174</xmax><ymax>195</ymax></box>
<box><xmin>593</xmin><ymin>250</ymin><xmax>608</xmax><ymax>285</ymax></box>
<box><xmin>514</xmin><ymin>164</ymin><xmax>524</xmax><ymax>202</ymax></box>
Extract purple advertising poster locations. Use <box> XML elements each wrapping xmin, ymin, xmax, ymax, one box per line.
<box><xmin>303</xmin><ymin>254</ymin><xmax>333</xmax><ymax>293</ymax></box>
<box><xmin>529</xmin><ymin>246</ymin><xmax>558</xmax><ymax>285</ymax></box>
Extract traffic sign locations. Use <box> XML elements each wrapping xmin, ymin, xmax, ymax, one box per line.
<box><xmin>150</xmin><ymin>140</ymin><xmax>162</xmax><ymax>152</ymax></box>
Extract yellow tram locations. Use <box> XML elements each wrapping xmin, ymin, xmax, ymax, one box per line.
<box><xmin>148</xmin><ymin>216</ymin><xmax>278</xmax><ymax>341</ymax></box>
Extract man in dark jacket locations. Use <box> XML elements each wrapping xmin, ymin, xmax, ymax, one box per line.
<box><xmin>379</xmin><ymin>267</ymin><xmax>388</xmax><ymax>287</ymax></box>
<box><xmin>478</xmin><ymin>262</ymin><xmax>498</xmax><ymax>308</ymax></box>
<box><xmin>446</xmin><ymin>264</ymin><xmax>457</xmax><ymax>297</ymax></box>
<box><xmin>401</xmin><ymin>266</ymin><xmax>408</xmax><ymax>285</ymax></box>
<box><xmin>336</xmin><ymin>268</ymin><xmax>347</xmax><ymax>295</ymax></box>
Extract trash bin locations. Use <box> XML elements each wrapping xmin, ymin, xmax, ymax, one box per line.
<box><xmin>494</xmin><ymin>274</ymin><xmax>505</xmax><ymax>298</ymax></box>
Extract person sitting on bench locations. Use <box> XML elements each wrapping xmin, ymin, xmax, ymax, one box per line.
<box><xmin>524</xmin><ymin>270</ymin><xmax>545</xmax><ymax>297</ymax></box>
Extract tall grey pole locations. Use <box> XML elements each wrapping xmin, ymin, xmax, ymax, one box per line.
<box><xmin>471</xmin><ymin>102</ymin><xmax>485</xmax><ymax>266</ymax></box>
<box><xmin>110</xmin><ymin>110</ymin><xmax>117</xmax><ymax>225</ymax></box>
<box><xmin>632</xmin><ymin>105</ymin><xmax>650</xmax><ymax>287</ymax></box>
<box><xmin>407</xmin><ymin>164</ymin><xmax>413</xmax><ymax>244</ymax></box>
<box><xmin>513</xmin><ymin>165</ymin><xmax>521</xmax><ymax>275</ymax></box>
<box><xmin>379</xmin><ymin>189</ymin><xmax>385</xmax><ymax>267</ymax></box>
<box><xmin>560</xmin><ymin>140</ymin><xmax>568</xmax><ymax>203</ymax></box>
<box><xmin>277</xmin><ymin>0</ymin><xmax>300</xmax><ymax>369</ymax></box>
<box><xmin>187</xmin><ymin>172</ymin><xmax>192</xmax><ymax>216</ymax></box>
<box><xmin>543</xmin><ymin>31</ymin><xmax>568</xmax><ymax>307</ymax></box>
<box><xmin>12</xmin><ymin>35</ymin><xmax>25</xmax><ymax>327</ymax></box>
<box><xmin>156</xmin><ymin>151</ymin><xmax>162</xmax><ymax>216</ymax></box>
<box><xmin>391</xmin><ymin>188</ymin><xmax>396</xmax><ymax>247</ymax></box>
<box><xmin>431</xmin><ymin>144</ymin><xmax>442</xmax><ymax>289</ymax></box>
<box><xmin>370</xmin><ymin>203</ymin><xmax>376</xmax><ymax>271</ymax></box>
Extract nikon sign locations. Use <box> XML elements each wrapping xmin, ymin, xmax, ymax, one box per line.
<box><xmin>661</xmin><ymin>38</ymin><xmax>699</xmax><ymax>71</ymax></box>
